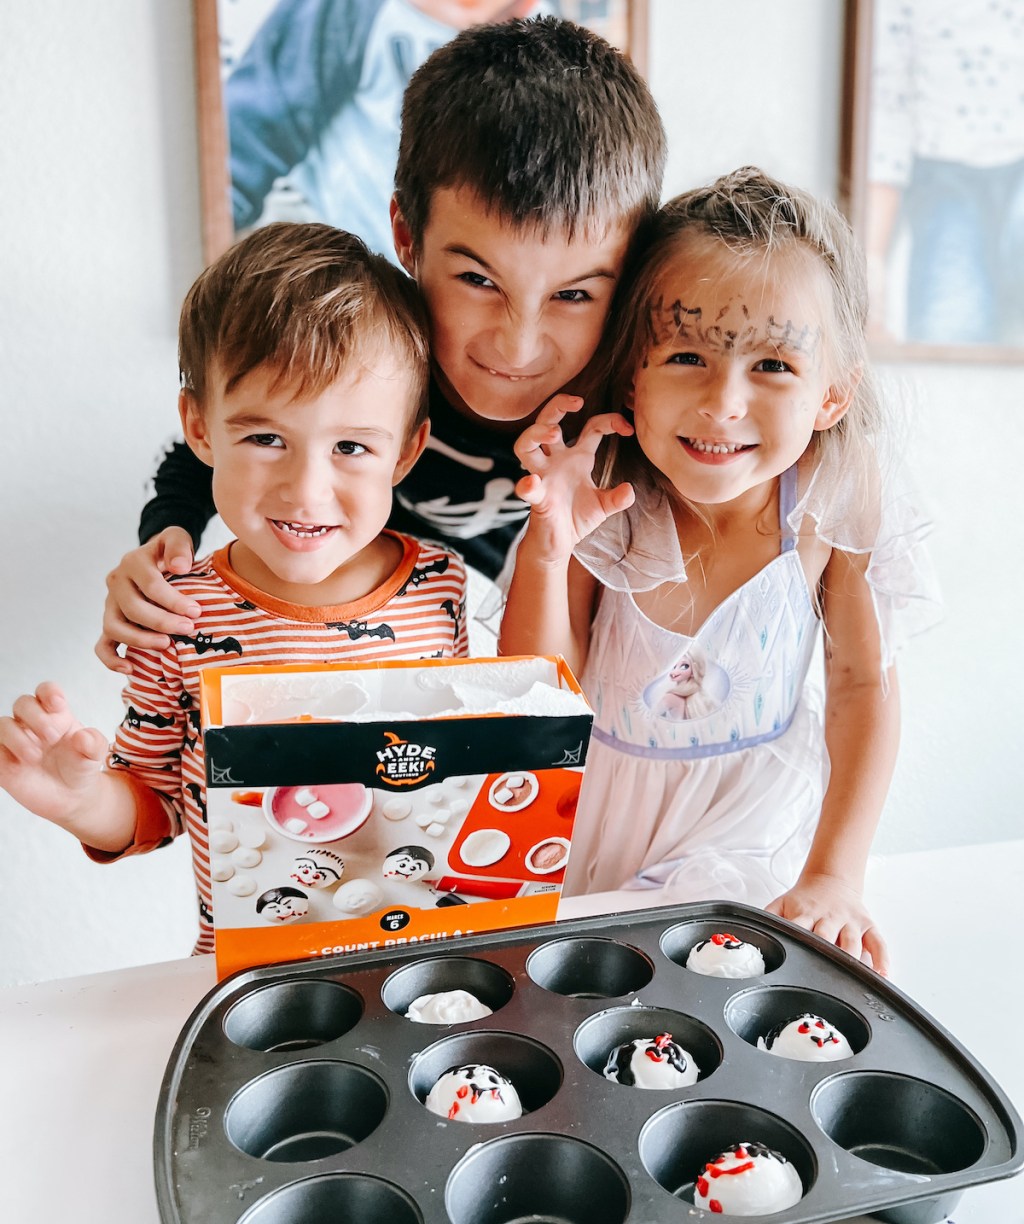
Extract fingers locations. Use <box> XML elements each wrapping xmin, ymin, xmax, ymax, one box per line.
<box><xmin>514</xmin><ymin>420</ymin><xmax>568</xmax><ymax>471</ymax></box>
<box><xmin>514</xmin><ymin>473</ymin><xmax>546</xmax><ymax>506</ymax></box>
<box><xmin>598</xmin><ymin>482</ymin><xmax>636</xmax><ymax>515</ymax></box>
<box><xmin>153</xmin><ymin>526</ymin><xmax>196</xmax><ymax>576</ymax></box>
<box><xmin>106</xmin><ymin>565</ymin><xmax>200</xmax><ymax>628</ymax></box>
<box><xmin>861</xmin><ymin>926</ymin><xmax>891</xmax><ymax>977</ymax></box>
<box><xmin>9</xmin><ymin>685</ymin><xmax>73</xmax><ymax>751</ymax></box>
<box><xmin>535</xmin><ymin>394</ymin><xmax>584</xmax><ymax>428</ymax></box>
<box><xmin>95</xmin><ymin>636</ymin><xmax>133</xmax><ymax>676</ymax></box>
<box><xmin>71</xmin><ymin>725</ymin><xmax>108</xmax><ymax>761</ymax></box>
<box><xmin>572</xmin><ymin>412</ymin><xmax>635</xmax><ymax>457</ymax></box>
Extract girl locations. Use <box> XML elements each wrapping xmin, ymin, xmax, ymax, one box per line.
<box><xmin>500</xmin><ymin>167</ymin><xmax>940</xmax><ymax>974</ymax></box>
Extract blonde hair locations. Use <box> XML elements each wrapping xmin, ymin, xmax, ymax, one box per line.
<box><xmin>601</xmin><ymin>166</ymin><xmax>883</xmax><ymax>508</ymax></box>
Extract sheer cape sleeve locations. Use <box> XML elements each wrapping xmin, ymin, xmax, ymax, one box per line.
<box><xmin>786</xmin><ymin>436</ymin><xmax>942</xmax><ymax>673</ymax></box>
<box><xmin>574</xmin><ymin>444</ymin><xmax>941</xmax><ymax>675</ymax></box>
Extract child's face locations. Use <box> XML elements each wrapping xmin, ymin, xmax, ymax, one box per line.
<box><xmin>411</xmin><ymin>1</ymin><xmax>537</xmax><ymax>28</ymax></box>
<box><xmin>181</xmin><ymin>357</ymin><xmax>428</xmax><ymax>605</ymax></box>
<box><xmin>392</xmin><ymin>186</ymin><xmax>633</xmax><ymax>423</ymax></box>
<box><xmin>631</xmin><ymin>238</ymin><xmax>849</xmax><ymax>509</ymax></box>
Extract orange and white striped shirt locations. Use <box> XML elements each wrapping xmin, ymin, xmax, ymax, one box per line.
<box><xmin>97</xmin><ymin>533</ymin><xmax>467</xmax><ymax>952</ymax></box>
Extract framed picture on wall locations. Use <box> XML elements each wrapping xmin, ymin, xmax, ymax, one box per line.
<box><xmin>193</xmin><ymin>0</ymin><xmax>650</xmax><ymax>267</ymax></box>
<box><xmin>841</xmin><ymin>0</ymin><xmax>1024</xmax><ymax>362</ymax></box>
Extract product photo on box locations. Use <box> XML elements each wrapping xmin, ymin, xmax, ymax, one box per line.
<box><xmin>200</xmin><ymin>656</ymin><xmax>594</xmax><ymax>979</ymax></box>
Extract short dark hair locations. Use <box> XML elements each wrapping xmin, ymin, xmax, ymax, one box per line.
<box><xmin>179</xmin><ymin>223</ymin><xmax>430</xmax><ymax>432</ymax></box>
<box><xmin>394</xmin><ymin>16</ymin><xmax>665</xmax><ymax>243</ymax></box>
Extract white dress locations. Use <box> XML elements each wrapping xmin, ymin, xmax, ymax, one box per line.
<box><xmin>564</xmin><ymin>457</ymin><xmax>940</xmax><ymax>909</ymax></box>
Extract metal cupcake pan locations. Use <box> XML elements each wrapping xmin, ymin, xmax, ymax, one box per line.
<box><xmin>154</xmin><ymin>901</ymin><xmax>1022</xmax><ymax>1224</ymax></box>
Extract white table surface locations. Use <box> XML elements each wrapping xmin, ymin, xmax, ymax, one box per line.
<box><xmin>2</xmin><ymin>839</ymin><xmax>1022</xmax><ymax>1224</ymax></box>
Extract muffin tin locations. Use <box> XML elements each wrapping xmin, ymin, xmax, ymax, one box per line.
<box><xmin>154</xmin><ymin>901</ymin><xmax>1022</xmax><ymax>1224</ymax></box>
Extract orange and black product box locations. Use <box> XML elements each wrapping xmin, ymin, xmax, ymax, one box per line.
<box><xmin>200</xmin><ymin>656</ymin><xmax>594</xmax><ymax>979</ymax></box>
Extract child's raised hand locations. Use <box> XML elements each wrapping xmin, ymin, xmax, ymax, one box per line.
<box><xmin>514</xmin><ymin>395</ymin><xmax>635</xmax><ymax>561</ymax></box>
<box><xmin>766</xmin><ymin>873</ymin><xmax>891</xmax><ymax>977</ymax></box>
<box><xmin>0</xmin><ymin>682</ymin><xmax>109</xmax><ymax>827</ymax></box>
<box><xmin>95</xmin><ymin>527</ymin><xmax>199</xmax><ymax>675</ymax></box>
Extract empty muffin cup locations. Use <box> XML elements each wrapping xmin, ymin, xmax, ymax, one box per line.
<box><xmin>446</xmin><ymin>1134</ymin><xmax>630</xmax><ymax>1224</ymax></box>
<box><xmin>224</xmin><ymin>979</ymin><xmax>363</xmax><ymax>1052</ymax></box>
<box><xmin>237</xmin><ymin>1173</ymin><xmax>422</xmax><ymax>1224</ymax></box>
<box><xmin>225</xmin><ymin>1061</ymin><xmax>388</xmax><ymax>1162</ymax></box>
<box><xmin>527</xmin><ymin>937</ymin><xmax>654</xmax><ymax>998</ymax></box>
<box><xmin>813</xmin><ymin>1071</ymin><xmax>985</xmax><ymax>1175</ymax></box>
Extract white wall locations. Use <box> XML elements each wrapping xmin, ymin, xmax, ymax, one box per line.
<box><xmin>1</xmin><ymin>0</ymin><xmax>1021</xmax><ymax>987</ymax></box>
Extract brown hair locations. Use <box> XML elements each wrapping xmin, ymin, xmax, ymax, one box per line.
<box><xmin>179</xmin><ymin>223</ymin><xmax>430</xmax><ymax>432</ymax></box>
<box><xmin>394</xmin><ymin>16</ymin><xmax>665</xmax><ymax>245</ymax></box>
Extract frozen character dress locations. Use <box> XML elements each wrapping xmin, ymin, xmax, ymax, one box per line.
<box><xmin>563</xmin><ymin>454</ymin><xmax>940</xmax><ymax>908</ymax></box>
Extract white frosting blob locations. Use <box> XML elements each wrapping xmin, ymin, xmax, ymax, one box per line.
<box><xmin>693</xmin><ymin>1143</ymin><xmax>803</xmax><ymax>1215</ymax></box>
<box><xmin>460</xmin><ymin>828</ymin><xmax>511</xmax><ymax>867</ymax></box>
<box><xmin>382</xmin><ymin>798</ymin><xmax>412</xmax><ymax>821</ymax></box>
<box><xmin>757</xmin><ymin>1013</ymin><xmax>853</xmax><ymax>1061</ymax></box>
<box><xmin>405</xmin><ymin>990</ymin><xmax>493</xmax><ymax>1024</ymax></box>
<box><xmin>425</xmin><ymin>1063</ymin><xmax>522</xmax><ymax>1123</ymax></box>
<box><xmin>604</xmin><ymin>1034</ymin><xmax>699</xmax><ymax>1088</ymax></box>
<box><xmin>686</xmin><ymin>934</ymin><xmax>766</xmax><ymax>979</ymax></box>
<box><xmin>332</xmin><ymin>878</ymin><xmax>383</xmax><ymax>914</ymax></box>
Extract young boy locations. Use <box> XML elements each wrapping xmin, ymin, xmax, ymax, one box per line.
<box><xmin>0</xmin><ymin>224</ymin><xmax>469</xmax><ymax>953</ymax></box>
<box><xmin>97</xmin><ymin>15</ymin><xmax>666</xmax><ymax>668</ymax></box>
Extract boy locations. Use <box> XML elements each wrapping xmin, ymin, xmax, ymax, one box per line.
<box><xmin>0</xmin><ymin>224</ymin><xmax>469</xmax><ymax>953</ymax></box>
<box><xmin>97</xmin><ymin>15</ymin><xmax>666</xmax><ymax>668</ymax></box>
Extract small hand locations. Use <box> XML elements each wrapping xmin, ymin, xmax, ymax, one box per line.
<box><xmin>0</xmin><ymin>682</ymin><xmax>109</xmax><ymax>827</ymax></box>
<box><xmin>95</xmin><ymin>528</ymin><xmax>199</xmax><ymax>673</ymax></box>
<box><xmin>514</xmin><ymin>395</ymin><xmax>635</xmax><ymax>562</ymax></box>
<box><xmin>767</xmin><ymin>872</ymin><xmax>890</xmax><ymax>976</ymax></box>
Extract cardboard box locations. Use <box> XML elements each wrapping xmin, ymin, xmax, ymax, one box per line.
<box><xmin>200</xmin><ymin>656</ymin><xmax>593</xmax><ymax>978</ymax></box>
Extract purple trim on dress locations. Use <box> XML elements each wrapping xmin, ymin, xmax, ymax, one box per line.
<box><xmin>590</xmin><ymin>712</ymin><xmax>796</xmax><ymax>762</ymax></box>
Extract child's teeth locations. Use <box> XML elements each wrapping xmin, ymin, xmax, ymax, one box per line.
<box><xmin>278</xmin><ymin>521</ymin><xmax>329</xmax><ymax>537</ymax></box>
<box><xmin>688</xmin><ymin>439</ymin><xmax>745</xmax><ymax>454</ymax></box>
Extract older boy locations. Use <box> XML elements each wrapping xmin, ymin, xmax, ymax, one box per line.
<box><xmin>97</xmin><ymin>16</ymin><xmax>666</xmax><ymax>667</ymax></box>
<box><xmin>0</xmin><ymin>224</ymin><xmax>468</xmax><ymax>952</ymax></box>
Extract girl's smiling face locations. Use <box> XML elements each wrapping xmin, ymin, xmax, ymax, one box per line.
<box><xmin>630</xmin><ymin>236</ymin><xmax>851</xmax><ymax>511</ymax></box>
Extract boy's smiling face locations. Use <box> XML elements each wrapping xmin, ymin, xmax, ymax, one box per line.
<box><xmin>392</xmin><ymin>186</ymin><xmax>633</xmax><ymax>423</ymax></box>
<box><xmin>181</xmin><ymin>358</ymin><xmax>428</xmax><ymax>606</ymax></box>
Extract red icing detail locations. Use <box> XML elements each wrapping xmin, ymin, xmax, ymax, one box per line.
<box><xmin>815</xmin><ymin>1019</ymin><xmax>825</xmax><ymax>1028</ymax></box>
<box><xmin>456</xmin><ymin>1085</ymin><xmax>469</xmax><ymax>1098</ymax></box>
<box><xmin>798</xmin><ymin>1022</ymin><xmax>810</xmax><ymax>1033</ymax></box>
<box><xmin>447</xmin><ymin>1102</ymin><xmax>459</xmax><ymax>1119</ymax></box>
<box><xmin>830</xmin><ymin>1035</ymin><xmax>840</xmax><ymax>1043</ymax></box>
<box><xmin>710</xmin><ymin>932</ymin><xmax>740</xmax><ymax>946</ymax></box>
<box><xmin>696</xmin><ymin>1177</ymin><xmax>709</xmax><ymax>1197</ymax></box>
<box><xmin>709</xmin><ymin>1200</ymin><xmax>723</xmax><ymax>1213</ymax></box>
<box><xmin>707</xmin><ymin>1158</ymin><xmax>754</xmax><ymax>1178</ymax></box>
